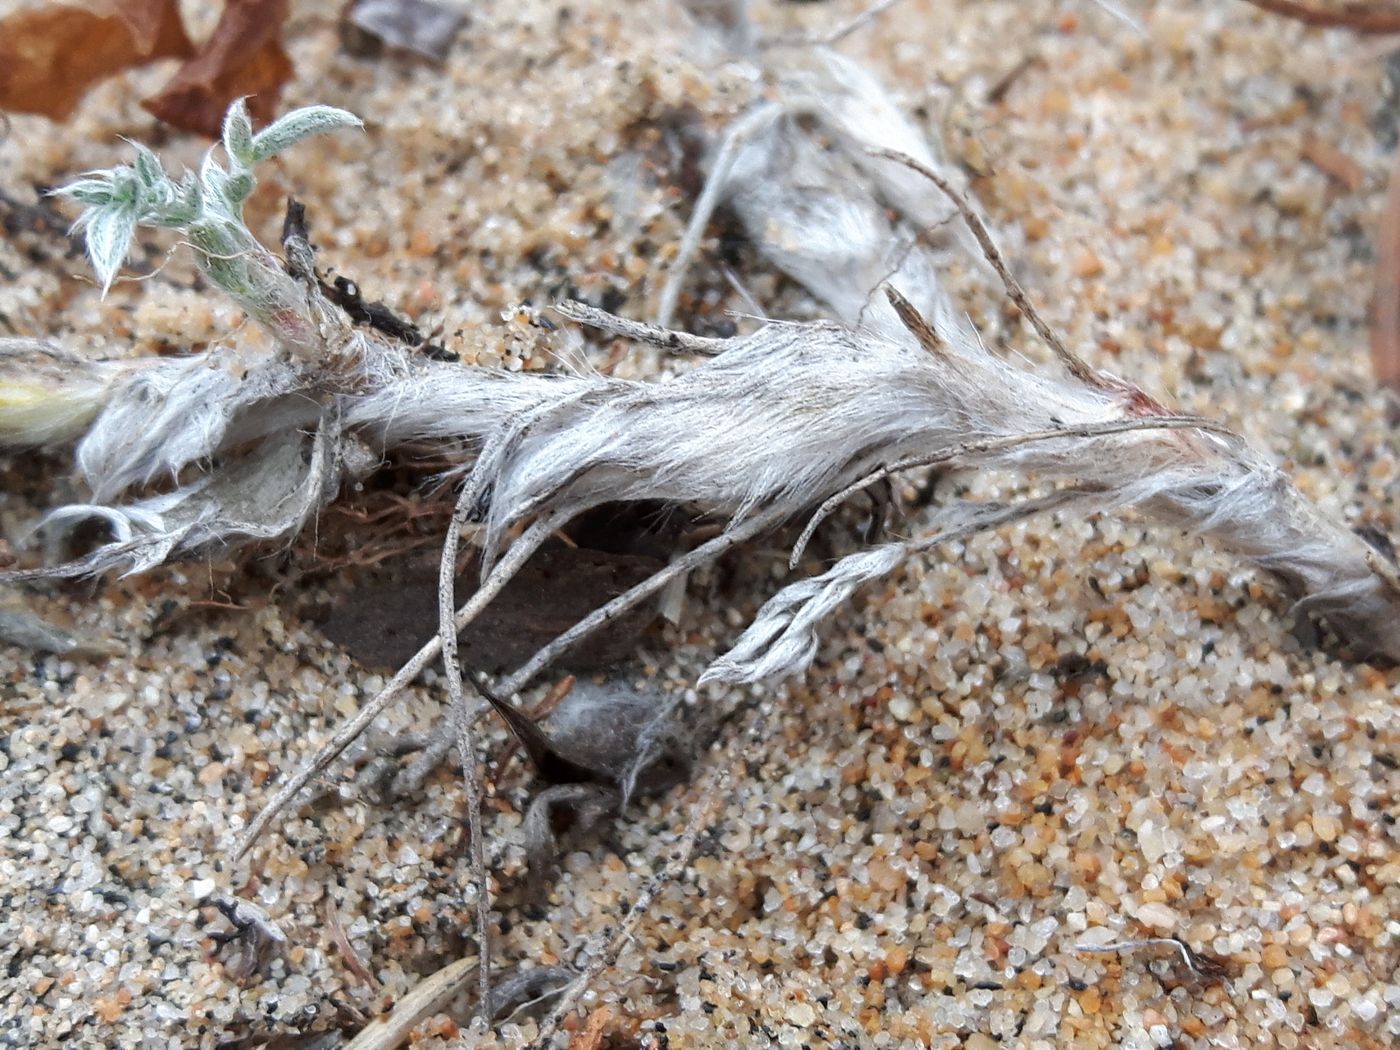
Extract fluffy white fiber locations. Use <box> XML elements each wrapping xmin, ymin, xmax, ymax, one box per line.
<box><xmin>5</xmin><ymin>85</ymin><xmax>1400</xmax><ymax>681</ymax></box>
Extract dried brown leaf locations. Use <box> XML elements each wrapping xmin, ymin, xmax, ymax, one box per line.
<box><xmin>142</xmin><ymin>0</ymin><xmax>293</xmax><ymax>137</ymax></box>
<box><xmin>1371</xmin><ymin>149</ymin><xmax>1400</xmax><ymax>391</ymax></box>
<box><xmin>0</xmin><ymin>0</ymin><xmax>192</xmax><ymax>121</ymax></box>
<box><xmin>1243</xmin><ymin>0</ymin><xmax>1400</xmax><ymax>33</ymax></box>
<box><xmin>318</xmin><ymin>546</ymin><xmax>664</xmax><ymax>674</ymax></box>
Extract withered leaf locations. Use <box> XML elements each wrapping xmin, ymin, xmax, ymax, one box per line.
<box><xmin>342</xmin><ymin>0</ymin><xmax>467</xmax><ymax>62</ymax></box>
<box><xmin>318</xmin><ymin>501</ymin><xmax>685</xmax><ymax>673</ymax></box>
<box><xmin>0</xmin><ymin>0</ymin><xmax>192</xmax><ymax>121</ymax></box>
<box><xmin>141</xmin><ymin>0</ymin><xmax>293</xmax><ymax>138</ymax></box>
<box><xmin>319</xmin><ymin>545</ymin><xmax>666</xmax><ymax>675</ymax></box>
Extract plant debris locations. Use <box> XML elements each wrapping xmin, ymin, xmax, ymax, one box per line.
<box><xmin>1373</xmin><ymin>146</ymin><xmax>1400</xmax><ymax>391</ymax></box>
<box><xmin>340</xmin><ymin>0</ymin><xmax>468</xmax><ymax>62</ymax></box>
<box><xmin>206</xmin><ymin>896</ymin><xmax>289</xmax><ymax>983</ymax></box>
<box><xmin>0</xmin><ymin>0</ymin><xmax>297</xmax><ymax>139</ymax></box>
<box><xmin>0</xmin><ymin>0</ymin><xmax>192</xmax><ymax>121</ymax></box>
<box><xmin>142</xmin><ymin>0</ymin><xmax>295</xmax><ymax>137</ymax></box>
<box><xmin>1242</xmin><ymin>0</ymin><xmax>1400</xmax><ymax>33</ymax></box>
<box><xmin>1074</xmin><ymin>936</ymin><xmax>1233</xmax><ymax>985</ymax></box>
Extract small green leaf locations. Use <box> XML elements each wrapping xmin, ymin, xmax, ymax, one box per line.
<box><xmin>249</xmin><ymin>105</ymin><xmax>362</xmax><ymax>164</ymax></box>
<box><xmin>222</xmin><ymin>98</ymin><xmax>255</xmax><ymax>168</ymax></box>
<box><xmin>131</xmin><ymin>143</ymin><xmax>165</xmax><ymax>191</ymax></box>
<box><xmin>56</xmin><ymin>177</ymin><xmax>116</xmax><ymax>207</ymax></box>
<box><xmin>84</xmin><ymin>203</ymin><xmax>139</xmax><ymax>296</ymax></box>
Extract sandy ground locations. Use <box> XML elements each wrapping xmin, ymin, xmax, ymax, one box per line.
<box><xmin>1</xmin><ymin>1</ymin><xmax>1397</xmax><ymax>1047</ymax></box>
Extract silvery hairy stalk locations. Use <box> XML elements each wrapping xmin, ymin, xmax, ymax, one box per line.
<box><xmin>3</xmin><ymin>99</ymin><xmax>1398</xmax><ymax>683</ymax></box>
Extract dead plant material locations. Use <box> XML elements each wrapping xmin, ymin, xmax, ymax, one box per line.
<box><xmin>0</xmin><ymin>0</ymin><xmax>192</xmax><ymax>121</ymax></box>
<box><xmin>341</xmin><ymin>958</ymin><xmax>573</xmax><ymax>1050</ymax></box>
<box><xmin>1074</xmin><ymin>936</ymin><xmax>1232</xmax><ymax>984</ymax></box>
<box><xmin>206</xmin><ymin>896</ymin><xmax>288</xmax><ymax>983</ymax></box>
<box><xmin>341</xmin><ymin>0</ymin><xmax>468</xmax><ymax>62</ymax></box>
<box><xmin>142</xmin><ymin>0</ymin><xmax>293</xmax><ymax>137</ymax></box>
<box><xmin>284</xmin><ymin>198</ymin><xmax>455</xmax><ymax>360</ymax></box>
<box><xmin>1300</xmin><ymin>134</ymin><xmax>1367</xmax><ymax>191</ymax></box>
<box><xmin>1242</xmin><ymin>0</ymin><xmax>1400</xmax><ymax>33</ymax></box>
<box><xmin>1372</xmin><ymin>146</ymin><xmax>1400</xmax><ymax>391</ymax></box>
<box><xmin>324</xmin><ymin>898</ymin><xmax>380</xmax><ymax>990</ymax></box>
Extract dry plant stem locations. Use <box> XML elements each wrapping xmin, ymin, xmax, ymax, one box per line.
<box><xmin>656</xmin><ymin>103</ymin><xmax>783</xmax><ymax>328</ymax></box>
<box><xmin>554</xmin><ymin>300</ymin><xmax>728</xmax><ymax>355</ymax></box>
<box><xmin>494</xmin><ymin>502</ymin><xmax>792</xmax><ymax>699</ymax></box>
<box><xmin>526</xmin><ymin>762</ymin><xmax>728</xmax><ymax>1048</ymax></box>
<box><xmin>446</xmin><ymin>690</ymin><xmax>490</xmax><ymax>1023</ymax></box>
<box><xmin>324</xmin><ymin>898</ymin><xmax>379</xmax><ymax>990</ymax></box>
<box><xmin>438</xmin><ymin>466</ymin><xmax>491</xmax><ymax>1021</ymax></box>
<box><xmin>342</xmin><ymin>956</ymin><xmax>478</xmax><ymax>1050</ymax></box>
<box><xmin>435</xmin><ymin>418</ymin><xmax>559</xmax><ymax>1018</ymax></box>
<box><xmin>235</xmin><ymin>509</ymin><xmax>571</xmax><ymax>859</ymax></box>
<box><xmin>788</xmin><ymin>414</ymin><xmax>1233</xmax><ymax>567</ymax></box>
<box><xmin>1371</xmin><ymin>147</ymin><xmax>1400</xmax><ymax>391</ymax></box>
<box><xmin>1074</xmin><ymin>938</ymin><xmax>1229</xmax><ymax>980</ymax></box>
<box><xmin>870</xmin><ymin>148</ymin><xmax>1100</xmax><ymax>385</ymax></box>
<box><xmin>760</xmin><ymin>0</ymin><xmax>904</xmax><ymax>49</ymax></box>
<box><xmin>432</xmin><ymin>393</ymin><xmax>593</xmax><ymax>1016</ymax></box>
<box><xmin>1241</xmin><ymin>0</ymin><xmax>1400</xmax><ymax>33</ymax></box>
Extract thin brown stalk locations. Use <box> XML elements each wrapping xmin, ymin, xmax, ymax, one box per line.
<box><xmin>1372</xmin><ymin>147</ymin><xmax>1400</xmax><ymax>391</ymax></box>
<box><xmin>789</xmin><ymin>414</ymin><xmax>1234</xmax><ymax>567</ymax></box>
<box><xmin>870</xmin><ymin>147</ymin><xmax>1101</xmax><ymax>386</ymax></box>
<box><xmin>525</xmin><ymin>760</ymin><xmax>728</xmax><ymax>1048</ymax></box>
<box><xmin>1241</xmin><ymin>0</ymin><xmax>1400</xmax><ymax>33</ymax></box>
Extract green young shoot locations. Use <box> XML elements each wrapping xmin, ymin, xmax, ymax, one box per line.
<box><xmin>55</xmin><ymin>100</ymin><xmax>363</xmax><ymax>355</ymax></box>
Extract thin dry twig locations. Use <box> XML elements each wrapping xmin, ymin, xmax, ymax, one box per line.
<box><xmin>653</xmin><ymin>103</ymin><xmax>783</xmax><ymax>329</ymax></box>
<box><xmin>1074</xmin><ymin>937</ymin><xmax>1231</xmax><ymax>982</ymax></box>
<box><xmin>235</xmin><ymin>508</ymin><xmax>571</xmax><ymax>858</ymax></box>
<box><xmin>1371</xmin><ymin>147</ymin><xmax>1400</xmax><ymax>391</ymax></box>
<box><xmin>555</xmin><ymin>300</ymin><xmax>728</xmax><ymax>355</ymax></box>
<box><xmin>789</xmin><ymin>412</ymin><xmax>1232</xmax><ymax>567</ymax></box>
<box><xmin>445</xmin><ymin>690</ymin><xmax>491</xmax><ymax>1022</ymax></box>
<box><xmin>324</xmin><ymin>897</ymin><xmax>380</xmax><ymax>990</ymax></box>
<box><xmin>1241</xmin><ymin>0</ymin><xmax>1400</xmax><ymax>33</ymax></box>
<box><xmin>870</xmin><ymin>148</ymin><xmax>1101</xmax><ymax>385</ymax></box>
<box><xmin>525</xmin><ymin>761</ymin><xmax>728</xmax><ymax>1048</ymax></box>
<box><xmin>342</xmin><ymin>956</ymin><xmax>477</xmax><ymax>1050</ymax></box>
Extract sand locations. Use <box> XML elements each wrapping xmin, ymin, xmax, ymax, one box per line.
<box><xmin>0</xmin><ymin>1</ymin><xmax>1397</xmax><ymax>1047</ymax></box>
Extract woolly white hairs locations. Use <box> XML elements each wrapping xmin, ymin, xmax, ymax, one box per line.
<box><xmin>663</xmin><ymin>1</ymin><xmax>985</xmax><ymax>335</ymax></box>
<box><xmin>3</xmin><ymin>139</ymin><xmax>1397</xmax><ymax>664</ymax></box>
<box><xmin>2</xmin><ymin>95</ymin><xmax>1395</xmax><ymax>668</ymax></box>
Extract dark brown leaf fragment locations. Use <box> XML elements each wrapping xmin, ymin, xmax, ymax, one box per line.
<box><xmin>0</xmin><ymin>0</ymin><xmax>192</xmax><ymax>121</ymax></box>
<box><xmin>141</xmin><ymin>0</ymin><xmax>293</xmax><ymax>137</ymax></box>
